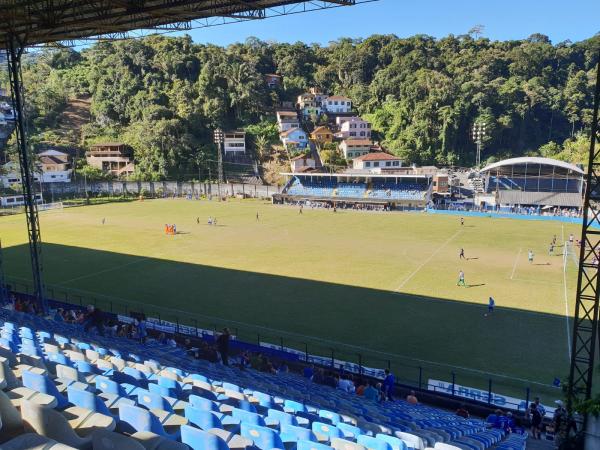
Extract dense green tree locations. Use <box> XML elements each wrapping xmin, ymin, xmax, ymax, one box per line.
<box><xmin>11</xmin><ymin>33</ymin><xmax>599</xmax><ymax>178</ymax></box>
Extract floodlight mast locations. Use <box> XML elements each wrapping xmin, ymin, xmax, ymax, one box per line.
<box><xmin>567</xmin><ymin>51</ymin><xmax>600</xmax><ymax>438</ymax></box>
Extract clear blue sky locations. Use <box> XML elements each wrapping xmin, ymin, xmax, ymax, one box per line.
<box><xmin>181</xmin><ymin>0</ymin><xmax>599</xmax><ymax>46</ymax></box>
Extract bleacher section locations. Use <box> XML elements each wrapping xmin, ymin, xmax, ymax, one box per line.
<box><xmin>0</xmin><ymin>308</ymin><xmax>527</xmax><ymax>450</ymax></box>
<box><xmin>286</xmin><ymin>178</ymin><xmax>428</xmax><ymax>202</ymax></box>
<box><xmin>486</xmin><ymin>177</ymin><xmax>580</xmax><ymax>193</ymax></box>
<box><xmin>368</xmin><ymin>183</ymin><xmax>427</xmax><ymax>201</ymax></box>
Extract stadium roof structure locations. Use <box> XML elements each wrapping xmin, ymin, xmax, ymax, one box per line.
<box><xmin>0</xmin><ymin>0</ymin><xmax>361</xmax><ymax>48</ymax></box>
<box><xmin>481</xmin><ymin>156</ymin><xmax>584</xmax><ymax>175</ymax></box>
<box><xmin>281</xmin><ymin>172</ymin><xmax>430</xmax><ymax>178</ymax></box>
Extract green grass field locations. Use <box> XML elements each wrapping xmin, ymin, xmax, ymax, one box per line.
<box><xmin>0</xmin><ymin>199</ymin><xmax>583</xmax><ymax>399</ymax></box>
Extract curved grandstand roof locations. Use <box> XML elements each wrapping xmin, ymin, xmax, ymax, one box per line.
<box><xmin>481</xmin><ymin>157</ymin><xmax>584</xmax><ymax>175</ymax></box>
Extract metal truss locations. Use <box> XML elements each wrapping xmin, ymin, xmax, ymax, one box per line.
<box><xmin>0</xmin><ymin>1</ymin><xmax>367</xmax><ymax>48</ymax></box>
<box><xmin>5</xmin><ymin>38</ymin><xmax>46</xmax><ymax>313</ymax></box>
<box><xmin>567</xmin><ymin>52</ymin><xmax>600</xmax><ymax>426</ymax></box>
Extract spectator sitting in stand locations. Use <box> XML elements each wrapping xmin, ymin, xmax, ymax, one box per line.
<box><xmin>363</xmin><ymin>381</ymin><xmax>379</xmax><ymax>402</ymax></box>
<box><xmin>406</xmin><ymin>390</ymin><xmax>419</xmax><ymax>405</ymax></box>
<box><xmin>456</xmin><ymin>404</ymin><xmax>470</xmax><ymax>419</ymax></box>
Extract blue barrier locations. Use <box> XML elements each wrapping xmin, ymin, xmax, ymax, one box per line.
<box><xmin>425</xmin><ymin>208</ymin><xmax>599</xmax><ymax>228</ymax></box>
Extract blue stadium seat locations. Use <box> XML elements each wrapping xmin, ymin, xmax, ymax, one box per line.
<box><xmin>240</xmin><ymin>422</ymin><xmax>285</xmax><ymax>450</ymax></box>
<box><xmin>181</xmin><ymin>424</ymin><xmax>230</xmax><ymax>450</ymax></box>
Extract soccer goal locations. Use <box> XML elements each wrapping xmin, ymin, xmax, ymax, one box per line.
<box><xmin>37</xmin><ymin>201</ymin><xmax>64</xmax><ymax>212</ymax></box>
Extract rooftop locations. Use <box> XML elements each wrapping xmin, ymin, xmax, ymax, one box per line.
<box><xmin>481</xmin><ymin>157</ymin><xmax>584</xmax><ymax>174</ymax></box>
<box><xmin>354</xmin><ymin>152</ymin><xmax>401</xmax><ymax>162</ymax></box>
<box><xmin>342</xmin><ymin>139</ymin><xmax>372</xmax><ymax>146</ymax></box>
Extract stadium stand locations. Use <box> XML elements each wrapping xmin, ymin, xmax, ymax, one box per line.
<box><xmin>480</xmin><ymin>157</ymin><xmax>584</xmax><ymax>208</ymax></box>
<box><xmin>0</xmin><ymin>307</ymin><xmax>528</xmax><ymax>450</ymax></box>
<box><xmin>284</xmin><ymin>177</ymin><xmax>429</xmax><ymax>202</ymax></box>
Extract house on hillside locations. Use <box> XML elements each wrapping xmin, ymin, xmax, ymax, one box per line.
<box><xmin>280</xmin><ymin>128</ymin><xmax>308</xmax><ymax>149</ymax></box>
<box><xmin>86</xmin><ymin>142</ymin><xmax>135</xmax><ymax>177</ymax></box>
<box><xmin>0</xmin><ymin>161</ymin><xmax>41</xmax><ymax>187</ymax></box>
<box><xmin>324</xmin><ymin>95</ymin><xmax>352</xmax><ymax>114</ymax></box>
<box><xmin>38</xmin><ymin>149</ymin><xmax>72</xmax><ymax>183</ymax></box>
<box><xmin>276</xmin><ymin>110</ymin><xmax>300</xmax><ymax>132</ymax></box>
<box><xmin>340</xmin><ymin>139</ymin><xmax>372</xmax><ymax>160</ymax></box>
<box><xmin>265</xmin><ymin>74</ymin><xmax>282</xmax><ymax>89</ymax></box>
<box><xmin>336</xmin><ymin>117</ymin><xmax>371</xmax><ymax>139</ymax></box>
<box><xmin>290</xmin><ymin>154</ymin><xmax>316</xmax><ymax>173</ymax></box>
<box><xmin>310</xmin><ymin>125</ymin><xmax>333</xmax><ymax>144</ymax></box>
<box><xmin>223</xmin><ymin>130</ymin><xmax>246</xmax><ymax>154</ymax></box>
<box><xmin>297</xmin><ymin>88</ymin><xmax>328</xmax><ymax>118</ymax></box>
<box><xmin>353</xmin><ymin>152</ymin><xmax>402</xmax><ymax>171</ymax></box>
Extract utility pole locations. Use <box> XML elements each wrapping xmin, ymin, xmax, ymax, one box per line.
<box><xmin>472</xmin><ymin>122</ymin><xmax>487</xmax><ymax>169</ymax></box>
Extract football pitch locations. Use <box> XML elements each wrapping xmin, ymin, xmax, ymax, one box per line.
<box><xmin>0</xmin><ymin>199</ymin><xmax>584</xmax><ymax>398</ymax></box>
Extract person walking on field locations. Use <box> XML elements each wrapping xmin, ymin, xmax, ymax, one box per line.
<box><xmin>459</xmin><ymin>248</ymin><xmax>465</xmax><ymax>259</ymax></box>
<box><xmin>256</xmin><ymin>212</ymin><xmax>259</xmax><ymax>221</ymax></box>
<box><xmin>528</xmin><ymin>250</ymin><xmax>534</xmax><ymax>264</ymax></box>
<box><xmin>460</xmin><ymin>217</ymin><xmax>464</xmax><ymax>226</ymax></box>
<box><xmin>457</xmin><ymin>270</ymin><xmax>466</xmax><ymax>287</ymax></box>
<box><xmin>487</xmin><ymin>296</ymin><xmax>495</xmax><ymax>315</ymax></box>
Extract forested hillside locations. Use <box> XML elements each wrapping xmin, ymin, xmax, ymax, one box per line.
<box><xmin>8</xmin><ymin>32</ymin><xmax>600</xmax><ymax>180</ymax></box>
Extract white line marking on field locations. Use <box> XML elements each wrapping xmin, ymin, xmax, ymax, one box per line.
<box><xmin>510</xmin><ymin>247</ymin><xmax>522</xmax><ymax>280</ymax></box>
<box><xmin>562</xmin><ymin>225</ymin><xmax>572</xmax><ymax>360</ymax></box>
<box><xmin>395</xmin><ymin>229</ymin><xmax>462</xmax><ymax>291</ymax></box>
<box><xmin>57</xmin><ymin>256</ymin><xmax>153</xmax><ymax>285</ymax></box>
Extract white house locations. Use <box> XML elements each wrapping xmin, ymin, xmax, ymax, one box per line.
<box><xmin>38</xmin><ymin>149</ymin><xmax>72</xmax><ymax>183</ymax></box>
<box><xmin>340</xmin><ymin>139</ymin><xmax>372</xmax><ymax>160</ymax></box>
<box><xmin>352</xmin><ymin>152</ymin><xmax>402</xmax><ymax>171</ymax></box>
<box><xmin>290</xmin><ymin>154</ymin><xmax>316</xmax><ymax>172</ymax></box>
<box><xmin>280</xmin><ymin>128</ymin><xmax>308</xmax><ymax>149</ymax></box>
<box><xmin>223</xmin><ymin>130</ymin><xmax>246</xmax><ymax>154</ymax></box>
<box><xmin>1</xmin><ymin>161</ymin><xmax>41</xmax><ymax>187</ymax></box>
<box><xmin>324</xmin><ymin>95</ymin><xmax>352</xmax><ymax>114</ymax></box>
<box><xmin>336</xmin><ymin>117</ymin><xmax>371</xmax><ymax>139</ymax></box>
<box><xmin>276</xmin><ymin>111</ymin><xmax>300</xmax><ymax>132</ymax></box>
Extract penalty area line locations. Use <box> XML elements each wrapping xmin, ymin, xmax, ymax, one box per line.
<box><xmin>57</xmin><ymin>256</ymin><xmax>155</xmax><ymax>286</ymax></box>
<box><xmin>562</xmin><ymin>225</ymin><xmax>572</xmax><ymax>361</ymax></box>
<box><xmin>395</xmin><ymin>229</ymin><xmax>462</xmax><ymax>292</ymax></box>
<box><xmin>510</xmin><ymin>247</ymin><xmax>522</xmax><ymax>280</ymax></box>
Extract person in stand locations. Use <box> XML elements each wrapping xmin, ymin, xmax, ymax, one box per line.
<box><xmin>83</xmin><ymin>305</ymin><xmax>104</xmax><ymax>336</ymax></box>
<box><xmin>406</xmin><ymin>390</ymin><xmax>418</xmax><ymax>405</ymax></box>
<box><xmin>382</xmin><ymin>368</ymin><xmax>395</xmax><ymax>401</ymax></box>
<box><xmin>457</xmin><ymin>270</ymin><xmax>466</xmax><ymax>287</ymax></box>
<box><xmin>456</xmin><ymin>404</ymin><xmax>470</xmax><ymax>418</ymax></box>
<box><xmin>217</xmin><ymin>327</ymin><xmax>230</xmax><ymax>366</ymax></box>
<box><xmin>459</xmin><ymin>248</ymin><xmax>465</xmax><ymax>259</ymax></box>
<box><xmin>363</xmin><ymin>381</ymin><xmax>379</xmax><ymax>401</ymax></box>
<box><xmin>529</xmin><ymin>403</ymin><xmax>542</xmax><ymax>439</ymax></box>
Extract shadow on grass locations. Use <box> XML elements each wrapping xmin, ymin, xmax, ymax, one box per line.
<box><xmin>3</xmin><ymin>242</ymin><xmax>571</xmax><ymax>393</ymax></box>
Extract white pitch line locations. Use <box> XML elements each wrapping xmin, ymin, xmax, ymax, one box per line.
<box><xmin>395</xmin><ymin>229</ymin><xmax>462</xmax><ymax>291</ymax></box>
<box><xmin>510</xmin><ymin>247</ymin><xmax>522</xmax><ymax>280</ymax></box>
<box><xmin>562</xmin><ymin>225</ymin><xmax>572</xmax><ymax>360</ymax></box>
<box><xmin>57</xmin><ymin>256</ymin><xmax>154</xmax><ymax>285</ymax></box>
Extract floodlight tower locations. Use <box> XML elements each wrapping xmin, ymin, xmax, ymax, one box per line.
<box><xmin>213</xmin><ymin>129</ymin><xmax>224</xmax><ymax>200</ymax></box>
<box><xmin>472</xmin><ymin>122</ymin><xmax>487</xmax><ymax>169</ymax></box>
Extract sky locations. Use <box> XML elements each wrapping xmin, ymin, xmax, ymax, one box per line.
<box><xmin>178</xmin><ymin>0</ymin><xmax>600</xmax><ymax>46</ymax></box>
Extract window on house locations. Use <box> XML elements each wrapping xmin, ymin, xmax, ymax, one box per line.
<box><xmin>360</xmin><ymin>132</ymin><xmax>365</xmax><ymax>136</ymax></box>
<box><xmin>385</xmin><ymin>162</ymin><xmax>391</xmax><ymax>167</ymax></box>
<box><xmin>393</xmin><ymin>161</ymin><xmax>400</xmax><ymax>166</ymax></box>
<box><xmin>366</xmin><ymin>162</ymin><xmax>371</xmax><ymax>167</ymax></box>
<box><xmin>350</xmin><ymin>132</ymin><xmax>356</xmax><ymax>136</ymax></box>
<box><xmin>374</xmin><ymin>162</ymin><xmax>379</xmax><ymax>167</ymax></box>
<box><xmin>347</xmin><ymin>102</ymin><xmax>351</xmax><ymax>106</ymax></box>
